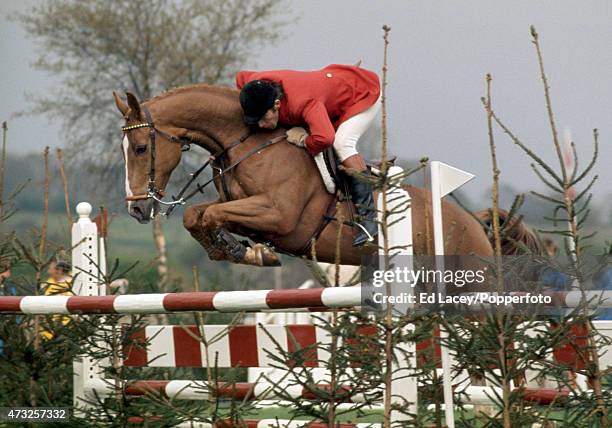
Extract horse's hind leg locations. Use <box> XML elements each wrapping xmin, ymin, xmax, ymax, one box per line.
<box><xmin>183</xmin><ymin>199</ymin><xmax>281</xmax><ymax>267</ymax></box>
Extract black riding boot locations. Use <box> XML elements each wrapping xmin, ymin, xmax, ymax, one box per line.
<box><xmin>348</xmin><ymin>171</ymin><xmax>378</xmax><ymax>246</ymax></box>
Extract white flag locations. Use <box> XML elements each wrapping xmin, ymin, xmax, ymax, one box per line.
<box><xmin>431</xmin><ymin>161</ymin><xmax>475</xmax><ymax>197</ymax></box>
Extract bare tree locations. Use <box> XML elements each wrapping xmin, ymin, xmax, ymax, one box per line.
<box><xmin>14</xmin><ymin>0</ymin><xmax>290</xmax><ymax>281</ymax></box>
<box><xmin>15</xmin><ymin>0</ymin><xmax>289</xmax><ymax>166</ymax></box>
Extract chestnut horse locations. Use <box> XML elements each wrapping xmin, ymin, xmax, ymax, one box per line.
<box><xmin>114</xmin><ymin>85</ymin><xmax>496</xmax><ymax>267</ymax></box>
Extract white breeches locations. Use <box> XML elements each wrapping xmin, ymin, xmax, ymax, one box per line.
<box><xmin>333</xmin><ymin>95</ymin><xmax>382</xmax><ymax>161</ymax></box>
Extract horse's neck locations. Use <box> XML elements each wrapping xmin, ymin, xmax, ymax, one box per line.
<box><xmin>151</xmin><ymin>87</ymin><xmax>248</xmax><ymax>153</ymax></box>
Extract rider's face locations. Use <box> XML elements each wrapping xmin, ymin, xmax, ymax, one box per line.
<box><xmin>258</xmin><ymin>100</ymin><xmax>281</xmax><ymax>129</ymax></box>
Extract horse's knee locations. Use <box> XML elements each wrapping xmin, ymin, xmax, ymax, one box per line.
<box><xmin>201</xmin><ymin>206</ymin><xmax>222</xmax><ymax>230</ymax></box>
<box><xmin>183</xmin><ymin>206</ymin><xmax>203</xmax><ymax>231</ymax></box>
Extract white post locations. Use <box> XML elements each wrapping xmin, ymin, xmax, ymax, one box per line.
<box><xmin>430</xmin><ymin>161</ymin><xmax>475</xmax><ymax>428</ymax></box>
<box><xmin>72</xmin><ymin>202</ymin><xmax>105</xmax><ymax>417</ymax></box>
<box><xmin>379</xmin><ymin>166</ymin><xmax>418</xmax><ymax>422</ymax></box>
<box><xmin>71</xmin><ymin>202</ymin><xmax>102</xmax><ymax>297</ymax></box>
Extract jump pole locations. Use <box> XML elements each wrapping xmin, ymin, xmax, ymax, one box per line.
<box><xmin>7</xmin><ymin>288</ymin><xmax>608</xmax><ymax>316</ymax></box>
<box><xmin>86</xmin><ymin>379</ymin><xmax>383</xmax><ymax>403</ymax></box>
<box><xmin>127</xmin><ymin>419</ymin><xmax>382</xmax><ymax>428</ymax></box>
<box><xmin>0</xmin><ymin>288</ymin><xmax>363</xmax><ymax>315</ymax></box>
<box><xmin>430</xmin><ymin>161</ymin><xmax>475</xmax><ymax>428</ymax></box>
<box><xmin>88</xmin><ymin>378</ymin><xmax>574</xmax><ymax>407</ymax></box>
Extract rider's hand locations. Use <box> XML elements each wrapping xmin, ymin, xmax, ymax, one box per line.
<box><xmin>286</xmin><ymin>127</ymin><xmax>308</xmax><ymax>147</ymax></box>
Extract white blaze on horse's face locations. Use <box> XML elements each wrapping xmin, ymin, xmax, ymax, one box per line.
<box><xmin>122</xmin><ymin>132</ymin><xmax>158</xmax><ymax>223</ymax></box>
<box><xmin>122</xmin><ymin>135</ymin><xmax>134</xmax><ymax>211</ymax></box>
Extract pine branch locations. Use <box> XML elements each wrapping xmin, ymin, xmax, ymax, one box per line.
<box><xmin>530</xmin><ymin>26</ymin><xmax>567</xmax><ymax>183</ymax></box>
<box><xmin>485</xmin><ymin>104</ymin><xmax>563</xmax><ymax>186</ymax></box>
<box><xmin>530</xmin><ymin>163</ymin><xmax>564</xmax><ymax>193</ymax></box>
<box><xmin>574</xmin><ymin>175</ymin><xmax>598</xmax><ymax>203</ymax></box>
<box><xmin>529</xmin><ymin>190</ymin><xmax>564</xmax><ymax>205</ymax></box>
<box><xmin>570</xmin><ymin>129</ymin><xmax>599</xmax><ymax>186</ymax></box>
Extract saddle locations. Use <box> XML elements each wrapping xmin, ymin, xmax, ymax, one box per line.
<box><xmin>315</xmin><ymin>147</ymin><xmax>396</xmax><ymax>195</ymax></box>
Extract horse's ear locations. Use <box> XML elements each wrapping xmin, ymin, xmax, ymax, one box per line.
<box><xmin>125</xmin><ymin>92</ymin><xmax>141</xmax><ymax>115</ymax></box>
<box><xmin>113</xmin><ymin>91</ymin><xmax>128</xmax><ymax>115</ymax></box>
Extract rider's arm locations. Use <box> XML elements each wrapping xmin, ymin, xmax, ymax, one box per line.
<box><xmin>302</xmin><ymin>101</ymin><xmax>335</xmax><ymax>156</ymax></box>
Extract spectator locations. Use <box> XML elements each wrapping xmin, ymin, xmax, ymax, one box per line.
<box><xmin>0</xmin><ymin>263</ymin><xmax>15</xmax><ymax>294</ymax></box>
<box><xmin>40</xmin><ymin>259</ymin><xmax>73</xmax><ymax>340</ymax></box>
<box><xmin>41</xmin><ymin>259</ymin><xmax>72</xmax><ymax>296</ymax></box>
<box><xmin>540</xmin><ymin>239</ymin><xmax>571</xmax><ymax>290</ymax></box>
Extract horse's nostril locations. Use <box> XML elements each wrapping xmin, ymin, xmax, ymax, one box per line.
<box><xmin>132</xmin><ymin>205</ymin><xmax>144</xmax><ymax>218</ymax></box>
<box><xmin>129</xmin><ymin>200</ymin><xmax>154</xmax><ymax>223</ymax></box>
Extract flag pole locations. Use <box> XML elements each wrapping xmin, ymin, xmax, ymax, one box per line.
<box><xmin>430</xmin><ymin>161</ymin><xmax>475</xmax><ymax>428</ymax></box>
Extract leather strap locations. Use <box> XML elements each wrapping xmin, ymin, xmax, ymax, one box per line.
<box><xmin>142</xmin><ymin>107</ymin><xmax>157</xmax><ymax>196</ymax></box>
<box><xmin>291</xmin><ymin>190</ymin><xmax>340</xmax><ymax>257</ymax></box>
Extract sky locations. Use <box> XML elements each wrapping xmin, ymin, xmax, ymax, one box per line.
<box><xmin>1</xmin><ymin>0</ymin><xmax>611</xmax><ymax>207</ymax></box>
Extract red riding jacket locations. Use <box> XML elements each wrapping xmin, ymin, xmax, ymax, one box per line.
<box><xmin>236</xmin><ymin>64</ymin><xmax>380</xmax><ymax>156</ymax></box>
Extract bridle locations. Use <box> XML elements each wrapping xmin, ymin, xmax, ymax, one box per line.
<box><xmin>121</xmin><ymin>105</ymin><xmax>285</xmax><ymax>217</ymax></box>
<box><xmin>121</xmin><ymin>105</ymin><xmax>192</xmax><ymax>204</ymax></box>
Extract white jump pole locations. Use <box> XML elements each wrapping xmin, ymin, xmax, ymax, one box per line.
<box><xmin>430</xmin><ymin>161</ymin><xmax>475</xmax><ymax>428</ymax></box>
<box><xmin>378</xmin><ymin>165</ymin><xmax>418</xmax><ymax>422</ymax></box>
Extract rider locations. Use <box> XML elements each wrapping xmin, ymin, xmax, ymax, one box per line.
<box><xmin>236</xmin><ymin>64</ymin><xmax>381</xmax><ymax>247</ymax></box>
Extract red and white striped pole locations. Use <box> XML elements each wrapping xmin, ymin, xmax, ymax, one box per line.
<box><xmin>127</xmin><ymin>418</ymin><xmax>382</xmax><ymax>428</ymax></box>
<box><xmin>0</xmin><ymin>287</ymin><xmax>363</xmax><ymax>315</ymax></box>
<box><xmin>85</xmin><ymin>379</ymin><xmax>382</xmax><ymax>403</ymax></box>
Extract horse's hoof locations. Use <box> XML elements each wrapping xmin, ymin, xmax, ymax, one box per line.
<box><xmin>244</xmin><ymin>243</ymin><xmax>281</xmax><ymax>267</ymax></box>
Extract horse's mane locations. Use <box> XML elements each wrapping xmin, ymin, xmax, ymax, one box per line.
<box><xmin>145</xmin><ymin>83</ymin><xmax>238</xmax><ymax>104</ymax></box>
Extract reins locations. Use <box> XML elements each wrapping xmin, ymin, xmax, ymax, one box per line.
<box><xmin>164</xmin><ymin>134</ymin><xmax>286</xmax><ymax>217</ymax></box>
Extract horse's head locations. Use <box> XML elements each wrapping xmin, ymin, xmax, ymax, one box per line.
<box><xmin>114</xmin><ymin>92</ymin><xmax>183</xmax><ymax>223</ymax></box>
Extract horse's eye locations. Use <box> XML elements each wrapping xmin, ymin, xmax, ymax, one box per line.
<box><xmin>134</xmin><ymin>145</ymin><xmax>148</xmax><ymax>155</ymax></box>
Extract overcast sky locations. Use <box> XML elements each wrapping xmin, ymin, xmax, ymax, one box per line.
<box><xmin>1</xmin><ymin>0</ymin><xmax>611</xmax><ymax>206</ymax></box>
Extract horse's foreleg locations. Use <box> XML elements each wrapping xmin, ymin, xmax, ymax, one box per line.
<box><xmin>183</xmin><ymin>200</ymin><xmax>232</xmax><ymax>262</ymax></box>
<box><xmin>184</xmin><ymin>197</ymin><xmax>283</xmax><ymax>267</ymax></box>
<box><xmin>202</xmin><ymin>194</ymin><xmax>293</xmax><ymax>266</ymax></box>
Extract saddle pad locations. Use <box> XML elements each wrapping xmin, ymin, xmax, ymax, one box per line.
<box><xmin>314</xmin><ymin>152</ymin><xmax>336</xmax><ymax>194</ymax></box>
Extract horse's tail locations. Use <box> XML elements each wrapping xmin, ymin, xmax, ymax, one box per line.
<box><xmin>475</xmin><ymin>208</ymin><xmax>542</xmax><ymax>255</ymax></box>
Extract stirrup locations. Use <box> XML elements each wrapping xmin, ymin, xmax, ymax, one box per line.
<box><xmin>354</xmin><ymin>223</ymin><xmax>375</xmax><ymax>243</ymax></box>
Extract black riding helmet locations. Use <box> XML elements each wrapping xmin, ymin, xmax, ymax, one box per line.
<box><xmin>239</xmin><ymin>80</ymin><xmax>278</xmax><ymax>125</ymax></box>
